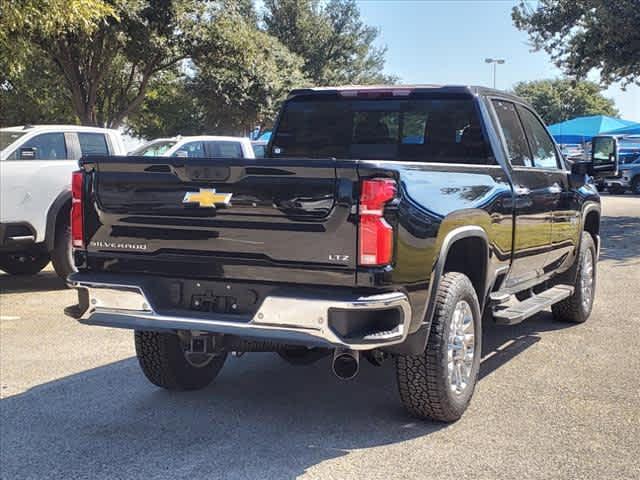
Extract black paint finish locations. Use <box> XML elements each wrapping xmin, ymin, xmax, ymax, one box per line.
<box><xmin>74</xmin><ymin>85</ymin><xmax>601</xmax><ymax>352</ymax></box>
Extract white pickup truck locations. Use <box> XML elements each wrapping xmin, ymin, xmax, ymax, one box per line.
<box><xmin>0</xmin><ymin>125</ymin><xmax>126</xmax><ymax>279</ymax></box>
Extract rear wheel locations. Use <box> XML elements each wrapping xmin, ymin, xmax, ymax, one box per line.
<box><xmin>0</xmin><ymin>251</ymin><xmax>50</xmax><ymax>275</ymax></box>
<box><xmin>50</xmin><ymin>210</ymin><xmax>76</xmax><ymax>283</ymax></box>
<box><xmin>134</xmin><ymin>331</ymin><xmax>227</xmax><ymax>390</ymax></box>
<box><xmin>396</xmin><ymin>272</ymin><xmax>482</xmax><ymax>422</ymax></box>
<box><xmin>552</xmin><ymin>232</ymin><xmax>596</xmax><ymax>323</ymax></box>
<box><xmin>631</xmin><ymin>177</ymin><xmax>640</xmax><ymax>195</ymax></box>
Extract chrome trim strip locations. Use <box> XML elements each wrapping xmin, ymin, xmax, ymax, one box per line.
<box><xmin>72</xmin><ymin>281</ymin><xmax>412</xmax><ymax>350</ymax></box>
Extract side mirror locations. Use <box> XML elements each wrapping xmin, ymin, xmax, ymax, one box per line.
<box><xmin>590</xmin><ymin>136</ymin><xmax>618</xmax><ymax>178</ymax></box>
<box><xmin>174</xmin><ymin>150</ymin><xmax>189</xmax><ymax>158</ymax></box>
<box><xmin>568</xmin><ymin>161</ymin><xmax>590</xmax><ymax>189</ymax></box>
<box><xmin>19</xmin><ymin>147</ymin><xmax>37</xmax><ymax>160</ymax></box>
<box><xmin>571</xmin><ymin>161</ymin><xmax>590</xmax><ymax>176</ymax></box>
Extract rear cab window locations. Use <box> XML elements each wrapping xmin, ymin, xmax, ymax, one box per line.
<box><xmin>271</xmin><ymin>93</ymin><xmax>494</xmax><ymax>164</ymax></box>
<box><xmin>78</xmin><ymin>132</ymin><xmax>110</xmax><ymax>156</ymax></box>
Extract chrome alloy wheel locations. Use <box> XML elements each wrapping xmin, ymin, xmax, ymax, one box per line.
<box><xmin>447</xmin><ymin>300</ymin><xmax>475</xmax><ymax>395</ymax></box>
<box><xmin>581</xmin><ymin>249</ymin><xmax>595</xmax><ymax>312</ymax></box>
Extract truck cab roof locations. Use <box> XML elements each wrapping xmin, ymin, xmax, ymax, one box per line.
<box><xmin>287</xmin><ymin>84</ymin><xmax>528</xmax><ymax>105</ymax></box>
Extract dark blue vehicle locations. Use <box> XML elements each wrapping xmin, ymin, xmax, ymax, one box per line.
<box><xmin>65</xmin><ymin>86</ymin><xmax>615</xmax><ymax>422</ymax></box>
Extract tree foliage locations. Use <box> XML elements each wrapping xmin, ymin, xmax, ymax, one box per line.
<box><xmin>513</xmin><ymin>0</ymin><xmax>640</xmax><ymax>87</ymax></box>
<box><xmin>2</xmin><ymin>0</ymin><xmax>395</xmax><ymax>135</ymax></box>
<box><xmin>0</xmin><ymin>0</ymin><xmax>114</xmax><ymax>67</ymax></box>
<box><xmin>191</xmin><ymin>12</ymin><xmax>308</xmax><ymax>134</ymax></box>
<box><xmin>513</xmin><ymin>79</ymin><xmax>619</xmax><ymax>125</ymax></box>
<box><xmin>2</xmin><ymin>1</ymin><xmax>210</xmax><ymax>128</ymax></box>
<box><xmin>125</xmin><ymin>69</ymin><xmax>202</xmax><ymax>139</ymax></box>
<box><xmin>128</xmin><ymin>11</ymin><xmax>308</xmax><ymax>137</ymax></box>
<box><xmin>0</xmin><ymin>50</ymin><xmax>77</xmax><ymax>126</ymax></box>
<box><xmin>263</xmin><ymin>0</ymin><xmax>394</xmax><ymax>85</ymax></box>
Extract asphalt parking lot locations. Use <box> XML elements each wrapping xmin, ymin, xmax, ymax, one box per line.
<box><xmin>1</xmin><ymin>195</ymin><xmax>639</xmax><ymax>480</ymax></box>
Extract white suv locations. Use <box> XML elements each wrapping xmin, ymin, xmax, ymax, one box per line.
<box><xmin>129</xmin><ymin>136</ymin><xmax>255</xmax><ymax>158</ymax></box>
<box><xmin>0</xmin><ymin>125</ymin><xmax>126</xmax><ymax>279</ymax></box>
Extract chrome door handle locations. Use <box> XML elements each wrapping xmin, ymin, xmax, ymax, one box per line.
<box><xmin>547</xmin><ymin>183</ymin><xmax>562</xmax><ymax>194</ymax></box>
<box><xmin>514</xmin><ymin>186</ymin><xmax>530</xmax><ymax>196</ymax></box>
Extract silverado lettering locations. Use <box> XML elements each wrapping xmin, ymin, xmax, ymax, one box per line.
<box><xmin>89</xmin><ymin>241</ymin><xmax>148</xmax><ymax>251</ymax></box>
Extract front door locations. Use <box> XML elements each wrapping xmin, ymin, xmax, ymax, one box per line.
<box><xmin>0</xmin><ymin>132</ymin><xmax>76</xmax><ymax>241</ymax></box>
<box><xmin>516</xmin><ymin>105</ymin><xmax>580</xmax><ymax>269</ymax></box>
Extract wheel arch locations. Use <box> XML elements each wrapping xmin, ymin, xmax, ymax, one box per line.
<box><xmin>582</xmin><ymin>202</ymin><xmax>601</xmax><ymax>257</ymax></box>
<box><xmin>426</xmin><ymin>226</ymin><xmax>491</xmax><ymax>327</ymax></box>
<box><xmin>391</xmin><ymin>226</ymin><xmax>491</xmax><ymax>356</ymax></box>
<box><xmin>45</xmin><ymin>190</ymin><xmax>72</xmax><ymax>252</ymax></box>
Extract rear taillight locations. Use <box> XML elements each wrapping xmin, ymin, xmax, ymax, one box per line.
<box><xmin>358</xmin><ymin>178</ymin><xmax>396</xmax><ymax>266</ymax></box>
<box><xmin>71</xmin><ymin>171</ymin><xmax>84</xmax><ymax>248</ymax></box>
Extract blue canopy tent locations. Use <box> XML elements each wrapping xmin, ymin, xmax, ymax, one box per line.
<box><xmin>602</xmin><ymin>123</ymin><xmax>640</xmax><ymax>136</ymax></box>
<box><xmin>548</xmin><ymin>115</ymin><xmax>638</xmax><ymax>144</ymax></box>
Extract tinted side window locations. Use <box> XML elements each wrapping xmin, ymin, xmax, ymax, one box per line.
<box><xmin>517</xmin><ymin>106</ymin><xmax>559</xmax><ymax>169</ymax></box>
<box><xmin>10</xmin><ymin>133</ymin><xmax>67</xmax><ymax>160</ymax></box>
<box><xmin>78</xmin><ymin>133</ymin><xmax>109</xmax><ymax>156</ymax></box>
<box><xmin>173</xmin><ymin>142</ymin><xmax>204</xmax><ymax>157</ymax></box>
<box><xmin>207</xmin><ymin>141</ymin><xmax>243</xmax><ymax>158</ymax></box>
<box><xmin>492</xmin><ymin>100</ymin><xmax>532</xmax><ymax>167</ymax></box>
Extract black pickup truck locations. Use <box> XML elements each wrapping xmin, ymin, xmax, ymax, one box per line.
<box><xmin>65</xmin><ymin>85</ymin><xmax>616</xmax><ymax>422</ymax></box>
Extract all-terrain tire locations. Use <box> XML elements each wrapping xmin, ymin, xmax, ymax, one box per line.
<box><xmin>0</xmin><ymin>251</ymin><xmax>50</xmax><ymax>275</ymax></box>
<box><xmin>50</xmin><ymin>211</ymin><xmax>76</xmax><ymax>283</ymax></box>
<box><xmin>396</xmin><ymin>272</ymin><xmax>482</xmax><ymax>422</ymax></box>
<box><xmin>134</xmin><ymin>331</ymin><xmax>227</xmax><ymax>390</ymax></box>
<box><xmin>552</xmin><ymin>232</ymin><xmax>596</xmax><ymax>323</ymax></box>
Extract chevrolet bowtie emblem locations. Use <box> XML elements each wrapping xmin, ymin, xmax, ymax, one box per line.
<box><xmin>182</xmin><ymin>188</ymin><xmax>232</xmax><ymax>208</ymax></box>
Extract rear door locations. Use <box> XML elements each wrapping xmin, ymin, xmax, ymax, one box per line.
<box><xmin>516</xmin><ymin>105</ymin><xmax>580</xmax><ymax>269</ymax></box>
<box><xmin>491</xmin><ymin>100</ymin><xmax>553</xmax><ymax>288</ymax></box>
<box><xmin>85</xmin><ymin>157</ymin><xmax>358</xmax><ymax>285</ymax></box>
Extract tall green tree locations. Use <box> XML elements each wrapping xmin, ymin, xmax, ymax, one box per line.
<box><xmin>513</xmin><ymin>0</ymin><xmax>640</xmax><ymax>87</ymax></box>
<box><xmin>0</xmin><ymin>0</ymin><xmax>114</xmax><ymax>66</ymax></box>
<box><xmin>192</xmin><ymin>12</ymin><xmax>307</xmax><ymax>134</ymax></box>
<box><xmin>263</xmin><ymin>0</ymin><xmax>394</xmax><ymax>85</ymax></box>
<box><xmin>513</xmin><ymin>79</ymin><xmax>619</xmax><ymax>125</ymax></box>
<box><xmin>0</xmin><ymin>50</ymin><xmax>77</xmax><ymax>126</ymax></box>
<box><xmin>128</xmin><ymin>11</ymin><xmax>308</xmax><ymax>137</ymax></box>
<box><xmin>125</xmin><ymin>69</ymin><xmax>203</xmax><ymax>139</ymax></box>
<box><xmin>5</xmin><ymin>1</ymin><xmax>212</xmax><ymax>127</ymax></box>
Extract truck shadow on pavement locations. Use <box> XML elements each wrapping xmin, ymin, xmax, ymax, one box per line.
<box><xmin>1</xmin><ymin>313</ymin><xmax>573</xmax><ymax>480</ymax></box>
<box><xmin>599</xmin><ymin>215</ymin><xmax>640</xmax><ymax>264</ymax></box>
<box><xmin>0</xmin><ymin>269</ymin><xmax>67</xmax><ymax>294</ymax></box>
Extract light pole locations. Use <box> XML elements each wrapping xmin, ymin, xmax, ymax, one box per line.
<box><xmin>485</xmin><ymin>58</ymin><xmax>505</xmax><ymax>89</ymax></box>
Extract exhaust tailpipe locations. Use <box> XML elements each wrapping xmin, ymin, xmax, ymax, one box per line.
<box><xmin>332</xmin><ymin>348</ymin><xmax>359</xmax><ymax>380</ymax></box>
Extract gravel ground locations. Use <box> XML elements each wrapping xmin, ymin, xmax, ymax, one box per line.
<box><xmin>1</xmin><ymin>195</ymin><xmax>639</xmax><ymax>480</ymax></box>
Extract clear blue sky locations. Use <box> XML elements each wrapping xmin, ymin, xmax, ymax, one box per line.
<box><xmin>355</xmin><ymin>0</ymin><xmax>639</xmax><ymax>122</ymax></box>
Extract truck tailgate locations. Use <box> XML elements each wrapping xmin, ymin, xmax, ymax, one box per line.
<box><xmin>81</xmin><ymin>156</ymin><xmax>359</xmax><ymax>286</ymax></box>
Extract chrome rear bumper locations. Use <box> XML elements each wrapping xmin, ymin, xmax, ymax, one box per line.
<box><xmin>68</xmin><ymin>279</ymin><xmax>412</xmax><ymax>350</ymax></box>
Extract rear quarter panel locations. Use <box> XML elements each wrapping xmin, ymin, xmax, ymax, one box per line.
<box><xmin>358</xmin><ymin>161</ymin><xmax>514</xmax><ymax>327</ymax></box>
